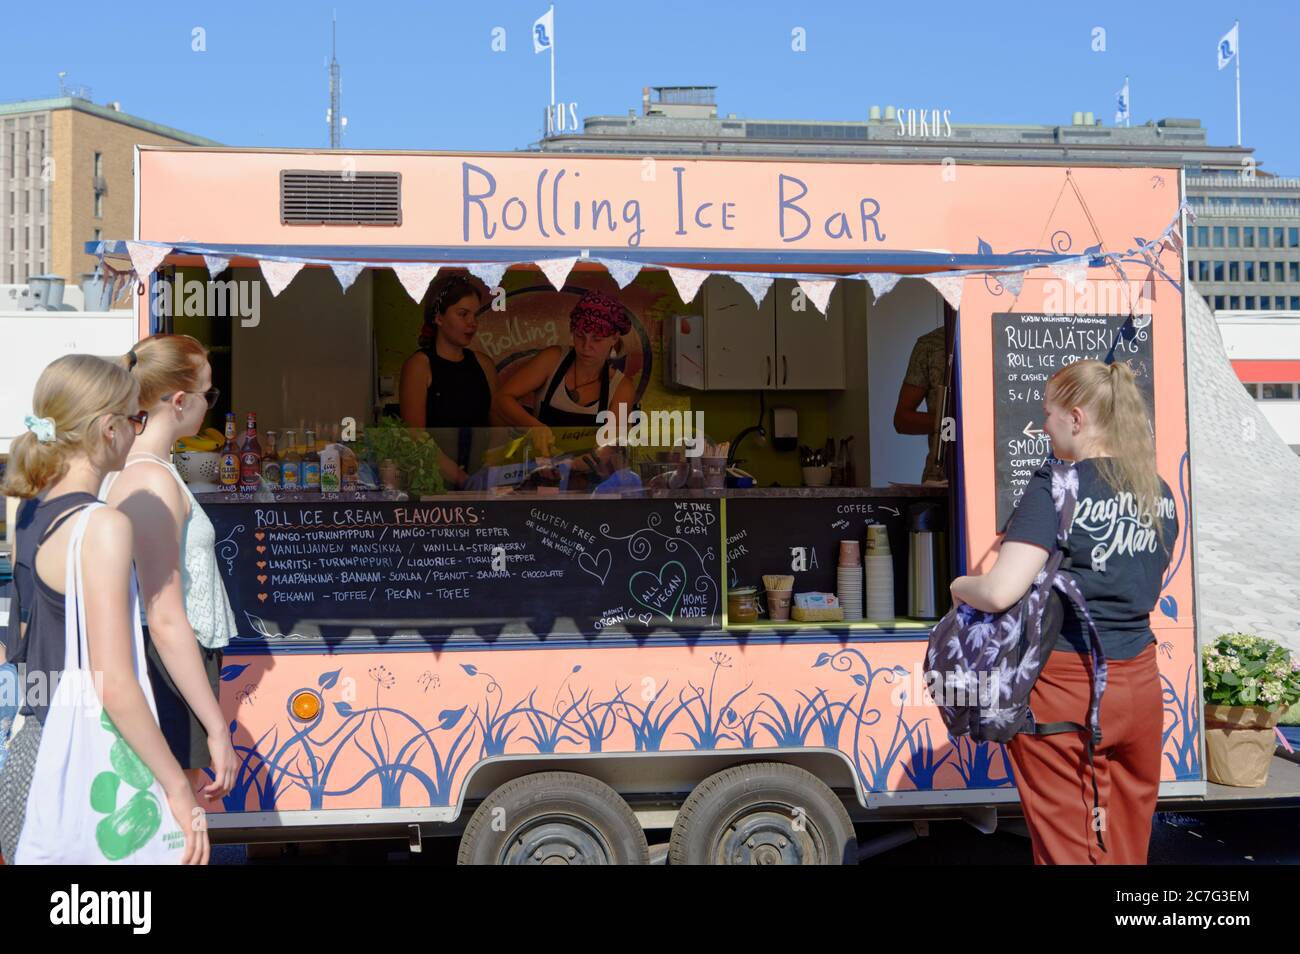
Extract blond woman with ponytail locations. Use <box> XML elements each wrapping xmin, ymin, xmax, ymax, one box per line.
<box><xmin>101</xmin><ymin>334</ymin><xmax>236</xmax><ymax>799</ymax></box>
<box><xmin>0</xmin><ymin>355</ymin><xmax>206</xmax><ymax>863</ymax></box>
<box><xmin>951</xmin><ymin>357</ymin><xmax>1178</xmax><ymax>865</ymax></box>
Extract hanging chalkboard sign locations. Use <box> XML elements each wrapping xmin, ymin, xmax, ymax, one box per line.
<box><xmin>992</xmin><ymin>312</ymin><xmax>1155</xmax><ymax>530</ymax></box>
<box><xmin>724</xmin><ymin>494</ymin><xmax>946</xmax><ymax>619</ymax></box>
<box><xmin>204</xmin><ymin>497</ymin><xmax>721</xmax><ymax>645</ymax></box>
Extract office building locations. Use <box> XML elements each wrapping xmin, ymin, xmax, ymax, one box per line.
<box><xmin>0</xmin><ymin>95</ymin><xmax>217</xmax><ymax>286</ymax></box>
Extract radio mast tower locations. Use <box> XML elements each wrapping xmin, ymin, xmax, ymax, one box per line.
<box><xmin>326</xmin><ymin>14</ymin><xmax>345</xmax><ymax>148</ymax></box>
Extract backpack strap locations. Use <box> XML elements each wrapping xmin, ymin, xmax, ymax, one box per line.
<box><xmin>1033</xmin><ymin>461</ymin><xmax>1108</xmax><ymax>854</ymax></box>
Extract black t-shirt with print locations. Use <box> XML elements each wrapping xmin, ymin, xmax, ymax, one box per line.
<box><xmin>1002</xmin><ymin>458</ymin><xmax>1178</xmax><ymax>659</ymax></box>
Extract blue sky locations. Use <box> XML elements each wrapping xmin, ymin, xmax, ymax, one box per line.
<box><xmin>4</xmin><ymin>0</ymin><xmax>1298</xmax><ymax>173</ymax></box>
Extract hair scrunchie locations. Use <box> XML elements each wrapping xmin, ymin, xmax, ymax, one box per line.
<box><xmin>24</xmin><ymin>414</ymin><xmax>56</xmax><ymax>443</ymax></box>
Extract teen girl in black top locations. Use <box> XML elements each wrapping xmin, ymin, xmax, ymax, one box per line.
<box><xmin>398</xmin><ymin>276</ymin><xmax>498</xmax><ymax>489</ymax></box>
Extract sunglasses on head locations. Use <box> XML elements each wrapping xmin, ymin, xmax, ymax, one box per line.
<box><xmin>166</xmin><ymin>387</ymin><xmax>221</xmax><ymax>409</ymax></box>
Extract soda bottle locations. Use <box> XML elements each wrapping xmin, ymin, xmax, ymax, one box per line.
<box><xmin>218</xmin><ymin>412</ymin><xmax>239</xmax><ymax>490</ymax></box>
<box><xmin>261</xmin><ymin>429</ymin><xmax>281</xmax><ymax>488</ymax></box>
<box><xmin>239</xmin><ymin>413</ymin><xmax>262</xmax><ymax>491</ymax></box>
<box><xmin>281</xmin><ymin>429</ymin><xmax>302</xmax><ymax>490</ymax></box>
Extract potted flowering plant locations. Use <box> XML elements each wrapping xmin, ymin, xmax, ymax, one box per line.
<box><xmin>1202</xmin><ymin>633</ymin><xmax>1300</xmax><ymax>787</ymax></box>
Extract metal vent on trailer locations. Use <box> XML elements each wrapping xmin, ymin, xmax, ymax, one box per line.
<box><xmin>280</xmin><ymin>169</ymin><xmax>402</xmax><ymax>225</ymax></box>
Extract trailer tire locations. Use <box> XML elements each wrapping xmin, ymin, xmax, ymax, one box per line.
<box><xmin>669</xmin><ymin>762</ymin><xmax>856</xmax><ymax>865</ymax></box>
<box><xmin>457</xmin><ymin>772</ymin><xmax>649</xmax><ymax>865</ymax></box>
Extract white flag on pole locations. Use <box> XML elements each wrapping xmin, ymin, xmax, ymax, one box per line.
<box><xmin>533</xmin><ymin>8</ymin><xmax>554</xmax><ymax>53</ymax></box>
<box><xmin>1114</xmin><ymin>78</ymin><xmax>1130</xmax><ymax>125</ymax></box>
<box><xmin>1217</xmin><ymin>23</ymin><xmax>1238</xmax><ymax>70</ymax></box>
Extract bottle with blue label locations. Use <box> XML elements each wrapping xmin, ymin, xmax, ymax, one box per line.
<box><xmin>302</xmin><ymin>429</ymin><xmax>321</xmax><ymax>491</ymax></box>
<box><xmin>281</xmin><ymin>429</ymin><xmax>302</xmax><ymax>489</ymax></box>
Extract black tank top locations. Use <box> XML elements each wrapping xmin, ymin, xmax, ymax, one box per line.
<box><xmin>538</xmin><ymin>349</ymin><xmax>612</xmax><ymax>427</ymax></box>
<box><xmin>420</xmin><ymin>347</ymin><xmax>492</xmax><ymax>470</ymax></box>
<box><xmin>10</xmin><ymin>491</ymin><xmax>98</xmax><ymax>724</ymax></box>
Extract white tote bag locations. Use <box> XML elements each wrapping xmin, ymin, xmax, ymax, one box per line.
<box><xmin>15</xmin><ymin>504</ymin><xmax>185</xmax><ymax>864</ymax></box>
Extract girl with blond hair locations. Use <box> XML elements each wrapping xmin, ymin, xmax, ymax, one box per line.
<box><xmin>101</xmin><ymin>334</ymin><xmax>236</xmax><ymax>795</ymax></box>
<box><xmin>0</xmin><ymin>354</ymin><xmax>207</xmax><ymax>863</ymax></box>
<box><xmin>950</xmin><ymin>358</ymin><xmax>1178</xmax><ymax>865</ymax></box>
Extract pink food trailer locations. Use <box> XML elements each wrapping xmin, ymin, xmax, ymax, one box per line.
<box><xmin>94</xmin><ymin>145</ymin><xmax>1210</xmax><ymax>863</ymax></box>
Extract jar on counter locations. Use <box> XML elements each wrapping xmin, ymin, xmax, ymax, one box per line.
<box><xmin>727</xmin><ymin>585</ymin><xmax>759</xmax><ymax>623</ymax></box>
<box><xmin>379</xmin><ymin>458</ymin><xmax>400</xmax><ymax>493</ymax></box>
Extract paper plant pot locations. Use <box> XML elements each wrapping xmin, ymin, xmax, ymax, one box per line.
<box><xmin>1204</xmin><ymin>704</ymin><xmax>1283</xmax><ymax>788</ymax></box>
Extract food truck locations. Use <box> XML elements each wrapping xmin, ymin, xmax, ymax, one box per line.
<box><xmin>94</xmin><ymin>145</ymin><xmax>1212</xmax><ymax>863</ymax></box>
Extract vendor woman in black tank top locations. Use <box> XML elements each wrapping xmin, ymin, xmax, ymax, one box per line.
<box><xmin>493</xmin><ymin>289</ymin><xmax>638</xmax><ymax>458</ymax></box>
<box><xmin>398</xmin><ymin>276</ymin><xmax>498</xmax><ymax>489</ymax></box>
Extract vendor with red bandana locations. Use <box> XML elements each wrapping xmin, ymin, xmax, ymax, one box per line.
<box><xmin>494</xmin><ymin>289</ymin><xmax>638</xmax><ymax>459</ymax></box>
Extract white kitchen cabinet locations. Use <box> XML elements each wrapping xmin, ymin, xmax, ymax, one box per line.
<box><xmin>698</xmin><ymin>277</ymin><xmax>846</xmax><ymax>390</ymax></box>
<box><xmin>774</xmin><ymin>279</ymin><xmax>845</xmax><ymax>389</ymax></box>
<box><xmin>702</xmin><ymin>276</ymin><xmax>776</xmax><ymax>389</ymax></box>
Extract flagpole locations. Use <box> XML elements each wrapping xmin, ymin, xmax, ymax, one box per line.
<box><xmin>1234</xmin><ymin>20</ymin><xmax>1242</xmax><ymax>146</ymax></box>
<box><xmin>549</xmin><ymin>4</ymin><xmax>556</xmax><ymax>109</ymax></box>
<box><xmin>1126</xmin><ymin>75</ymin><xmax>1131</xmax><ymax>127</ymax></box>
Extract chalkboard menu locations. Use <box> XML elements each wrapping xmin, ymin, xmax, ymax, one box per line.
<box><xmin>205</xmin><ymin>498</ymin><xmax>722</xmax><ymax>644</ymax></box>
<box><xmin>724</xmin><ymin>495</ymin><xmax>945</xmax><ymax>619</ymax></box>
<box><xmin>992</xmin><ymin>312</ymin><xmax>1155</xmax><ymax>530</ymax></box>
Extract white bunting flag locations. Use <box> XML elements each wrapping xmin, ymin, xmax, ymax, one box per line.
<box><xmin>797</xmin><ymin>279</ymin><xmax>837</xmax><ymax>316</ymax></box>
<box><xmin>392</xmin><ymin>263</ymin><xmax>440</xmax><ymax>304</ymax></box>
<box><xmin>667</xmin><ymin>266</ymin><xmax>710</xmax><ymax>304</ymax></box>
<box><xmin>1140</xmin><ymin>267</ymin><xmax>1157</xmax><ymax>303</ymax></box>
<box><xmin>1048</xmin><ymin>257</ymin><xmax>1088</xmax><ymax>293</ymax></box>
<box><xmin>330</xmin><ymin>262</ymin><xmax>366</xmax><ymax>293</ymax></box>
<box><xmin>126</xmin><ymin>240</ymin><xmax>171</xmax><ymax>279</ymax></box>
<box><xmin>467</xmin><ymin>261</ymin><xmax>510</xmax><ymax>290</ymax></box>
<box><xmin>597</xmin><ymin>257</ymin><xmax>642</xmax><ymax>289</ymax></box>
<box><xmin>732</xmin><ymin>273</ymin><xmax>774</xmax><ymax>307</ymax></box>
<box><xmin>926</xmin><ymin>274</ymin><xmax>966</xmax><ymax>310</ymax></box>
<box><xmin>864</xmin><ymin>272</ymin><xmax>902</xmax><ymax>302</ymax></box>
<box><xmin>259</xmin><ymin>259</ymin><xmax>305</xmax><ymax>297</ymax></box>
<box><xmin>536</xmin><ymin>255</ymin><xmax>579</xmax><ymax>291</ymax></box>
<box><xmin>997</xmin><ymin>271</ymin><xmax>1025</xmax><ymax>296</ymax></box>
<box><xmin>202</xmin><ymin>254</ymin><xmax>231</xmax><ymax>278</ymax></box>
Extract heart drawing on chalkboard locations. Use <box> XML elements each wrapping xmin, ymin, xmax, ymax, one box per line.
<box><xmin>578</xmin><ymin>548</ymin><xmax>612</xmax><ymax>585</ymax></box>
<box><xmin>629</xmin><ymin>560</ymin><xmax>687</xmax><ymax>621</ymax></box>
<box><xmin>254</xmin><ymin>532</ymin><xmax>265</xmax><ymax>541</ymax></box>
<box><xmin>257</xmin><ymin>575</ymin><xmax>268</xmax><ymax>584</ymax></box>
<box><xmin>257</xmin><ymin>593</ymin><xmax>268</xmax><ymax>602</ymax></box>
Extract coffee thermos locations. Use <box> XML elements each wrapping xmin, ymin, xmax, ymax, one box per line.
<box><xmin>908</xmin><ymin>503</ymin><xmax>950</xmax><ymax>619</ymax></box>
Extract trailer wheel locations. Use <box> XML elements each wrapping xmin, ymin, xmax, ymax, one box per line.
<box><xmin>457</xmin><ymin>772</ymin><xmax>649</xmax><ymax>865</ymax></box>
<box><xmin>669</xmin><ymin>763</ymin><xmax>856</xmax><ymax>865</ymax></box>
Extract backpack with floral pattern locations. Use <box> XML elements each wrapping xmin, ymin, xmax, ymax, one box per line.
<box><xmin>923</xmin><ymin>462</ymin><xmax>1110</xmax><ymax>849</ymax></box>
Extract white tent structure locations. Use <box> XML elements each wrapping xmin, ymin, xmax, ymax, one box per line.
<box><xmin>1186</xmin><ymin>285</ymin><xmax>1300</xmax><ymax>653</ymax></box>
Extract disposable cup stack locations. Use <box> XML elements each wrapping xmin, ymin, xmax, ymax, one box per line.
<box><xmin>864</xmin><ymin>524</ymin><xmax>895</xmax><ymax>621</ymax></box>
<box><xmin>837</xmin><ymin>564</ymin><xmax>863</xmax><ymax>621</ymax></box>
<box><xmin>837</xmin><ymin>540</ymin><xmax>863</xmax><ymax>621</ymax></box>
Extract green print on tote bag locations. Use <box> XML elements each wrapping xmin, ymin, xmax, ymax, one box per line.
<box><xmin>91</xmin><ymin>711</ymin><xmax>164</xmax><ymax>861</ymax></box>
<box><xmin>13</xmin><ymin>504</ymin><xmax>184</xmax><ymax>865</ymax></box>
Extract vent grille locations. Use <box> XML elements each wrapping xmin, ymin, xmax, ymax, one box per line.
<box><xmin>280</xmin><ymin>170</ymin><xmax>402</xmax><ymax>225</ymax></box>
